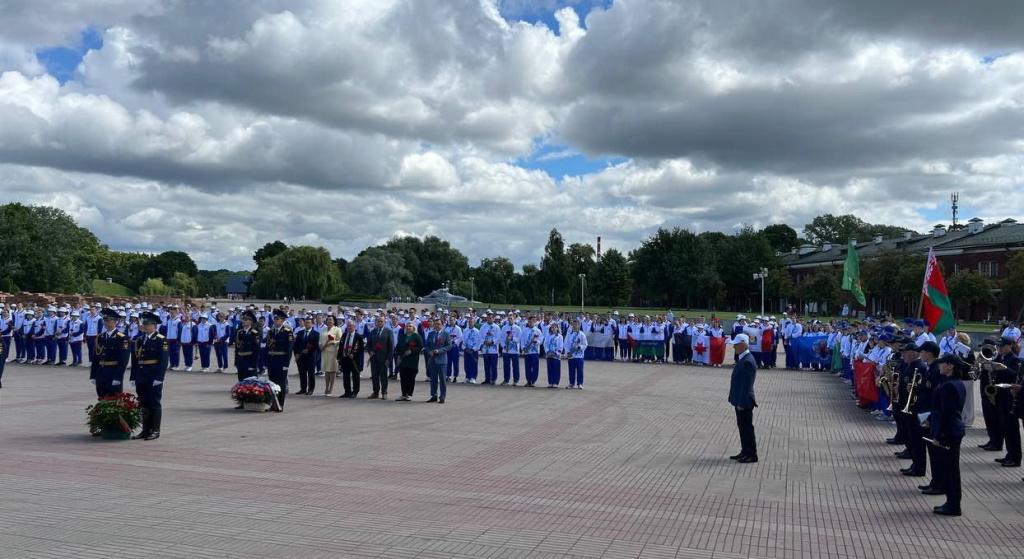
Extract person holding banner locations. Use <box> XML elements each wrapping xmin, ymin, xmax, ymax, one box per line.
<box><xmin>709</xmin><ymin>318</ymin><xmax>726</xmax><ymax>367</ymax></box>
<box><xmin>691</xmin><ymin>323</ymin><xmax>710</xmax><ymax>366</ymax></box>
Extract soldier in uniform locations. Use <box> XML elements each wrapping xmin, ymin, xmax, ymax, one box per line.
<box><xmin>897</xmin><ymin>341</ymin><xmax>931</xmax><ymax>477</ymax></box>
<box><xmin>234</xmin><ymin>310</ymin><xmax>261</xmax><ymax>382</ymax></box>
<box><xmin>90</xmin><ymin>308</ymin><xmax>130</xmax><ymax>399</ymax></box>
<box><xmin>266</xmin><ymin>309</ymin><xmax>293</xmax><ymax>412</ymax></box>
<box><xmin>928</xmin><ymin>353</ymin><xmax>967</xmax><ymax>515</ymax></box>
<box><xmin>130</xmin><ymin>312</ymin><xmax>169</xmax><ymax>440</ymax></box>
<box><xmin>989</xmin><ymin>337</ymin><xmax>1022</xmax><ymax>468</ymax></box>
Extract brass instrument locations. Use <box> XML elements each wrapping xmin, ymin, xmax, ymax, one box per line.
<box><xmin>876</xmin><ymin>354</ymin><xmax>900</xmax><ymax>398</ymax></box>
<box><xmin>968</xmin><ymin>344</ymin><xmax>995</xmax><ymax>381</ymax></box>
<box><xmin>900</xmin><ymin>369</ymin><xmax>922</xmax><ymax>414</ymax></box>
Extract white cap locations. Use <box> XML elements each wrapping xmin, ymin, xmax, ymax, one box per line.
<box><xmin>727</xmin><ymin>333</ymin><xmax>750</xmax><ymax>345</ymax></box>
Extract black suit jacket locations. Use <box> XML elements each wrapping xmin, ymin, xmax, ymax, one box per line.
<box><xmin>338</xmin><ymin>330</ymin><xmax>365</xmax><ymax>371</ymax></box>
<box><xmin>367</xmin><ymin>326</ymin><xmax>395</xmax><ymax>365</ymax></box>
<box><xmin>293</xmin><ymin>328</ymin><xmax>320</xmax><ymax>363</ymax></box>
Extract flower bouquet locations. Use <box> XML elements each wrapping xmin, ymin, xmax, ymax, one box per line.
<box><xmin>231</xmin><ymin>376</ymin><xmax>279</xmax><ymax>411</ymax></box>
<box><xmin>86</xmin><ymin>393</ymin><xmax>142</xmax><ymax>439</ymax></box>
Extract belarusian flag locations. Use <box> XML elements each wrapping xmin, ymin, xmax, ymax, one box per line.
<box><xmin>841</xmin><ymin>239</ymin><xmax>866</xmax><ymax>306</ymax></box>
<box><xmin>921</xmin><ymin>247</ymin><xmax>955</xmax><ymax>333</ymax></box>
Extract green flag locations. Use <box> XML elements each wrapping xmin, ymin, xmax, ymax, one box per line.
<box><xmin>841</xmin><ymin>239</ymin><xmax>866</xmax><ymax>306</ymax></box>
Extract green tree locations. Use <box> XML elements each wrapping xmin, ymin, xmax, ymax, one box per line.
<box><xmin>139</xmin><ymin>277</ymin><xmax>171</xmax><ymax>296</ymax></box>
<box><xmin>0</xmin><ymin>203</ymin><xmax>105</xmax><ymax>293</ymax></box>
<box><xmin>141</xmin><ymin>250</ymin><xmax>198</xmax><ymax>282</ymax></box>
<box><xmin>591</xmin><ymin>249</ymin><xmax>631</xmax><ymax>306</ymax></box>
<box><xmin>253</xmin><ymin>241</ymin><xmax>288</xmax><ymax>266</ymax></box>
<box><xmin>567</xmin><ymin>243</ymin><xmax>596</xmax><ymax>305</ymax></box>
<box><xmin>169</xmin><ymin>272</ymin><xmax>198</xmax><ymax>297</ymax></box>
<box><xmin>804</xmin><ymin>213</ymin><xmax>914</xmax><ymax>244</ymax></box>
<box><xmin>384</xmin><ymin>235</ymin><xmax>469</xmax><ymax>295</ymax></box>
<box><xmin>761</xmin><ymin>224</ymin><xmax>800</xmax><ymax>253</ymax></box>
<box><xmin>540</xmin><ymin>229</ymin><xmax>571</xmax><ymax>304</ymax></box>
<box><xmin>250</xmin><ymin>246</ymin><xmax>343</xmax><ymax>300</ymax></box>
<box><xmin>346</xmin><ymin>246</ymin><xmax>414</xmax><ymax>298</ymax></box>
<box><xmin>800</xmin><ymin>267</ymin><xmax>841</xmax><ymax>313</ymax></box>
<box><xmin>96</xmin><ymin>251</ymin><xmax>153</xmax><ymax>291</ymax></box>
<box><xmin>472</xmin><ymin>257</ymin><xmax>516</xmax><ymax>304</ymax></box>
<box><xmin>1003</xmin><ymin>252</ymin><xmax>1024</xmax><ymax>320</ymax></box>
<box><xmin>948</xmin><ymin>270</ymin><xmax>994</xmax><ymax>321</ymax></box>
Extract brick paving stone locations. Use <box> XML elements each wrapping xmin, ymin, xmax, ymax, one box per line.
<box><xmin>1</xmin><ymin>358</ymin><xmax>1024</xmax><ymax>558</ymax></box>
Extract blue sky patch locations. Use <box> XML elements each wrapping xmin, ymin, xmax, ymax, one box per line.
<box><xmin>499</xmin><ymin>0</ymin><xmax>611</xmax><ymax>34</ymax></box>
<box><xmin>519</xmin><ymin>142</ymin><xmax>626</xmax><ymax>179</ymax></box>
<box><xmin>35</xmin><ymin>26</ymin><xmax>103</xmax><ymax>84</ymax></box>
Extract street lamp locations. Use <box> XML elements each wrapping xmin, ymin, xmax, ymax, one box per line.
<box><xmin>752</xmin><ymin>267</ymin><xmax>768</xmax><ymax>316</ymax></box>
<box><xmin>469</xmin><ymin>276</ymin><xmax>475</xmax><ymax>303</ymax></box>
<box><xmin>578</xmin><ymin>273</ymin><xmax>586</xmax><ymax>312</ymax></box>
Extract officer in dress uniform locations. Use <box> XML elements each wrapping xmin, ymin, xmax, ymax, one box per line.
<box><xmin>989</xmin><ymin>337</ymin><xmax>1022</xmax><ymax>468</ymax></box>
<box><xmin>90</xmin><ymin>308</ymin><xmax>130</xmax><ymax>399</ymax></box>
<box><xmin>927</xmin><ymin>353</ymin><xmax>968</xmax><ymax>516</ymax></box>
<box><xmin>130</xmin><ymin>312</ymin><xmax>168</xmax><ymax>440</ymax></box>
<box><xmin>266</xmin><ymin>309</ymin><xmax>293</xmax><ymax>412</ymax></box>
<box><xmin>234</xmin><ymin>310</ymin><xmax>261</xmax><ymax>384</ymax></box>
<box><xmin>898</xmin><ymin>341</ymin><xmax>933</xmax><ymax>477</ymax></box>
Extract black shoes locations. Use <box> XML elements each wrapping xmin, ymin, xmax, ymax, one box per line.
<box><xmin>921</xmin><ymin>487</ymin><xmax>943</xmax><ymax>495</ymax></box>
<box><xmin>1002</xmin><ymin>461</ymin><xmax>1021</xmax><ymax>468</ymax></box>
<box><xmin>438</xmin><ymin>398</ymin><xmax>445</xmax><ymax>404</ymax></box>
<box><xmin>885</xmin><ymin>438</ymin><xmax>906</xmax><ymax>445</ymax></box>
<box><xmin>900</xmin><ymin>468</ymin><xmax>925</xmax><ymax>477</ymax></box>
<box><xmin>367</xmin><ymin>393</ymin><xmax>379</xmax><ymax>399</ymax></box>
<box><xmin>145</xmin><ymin>431</ymin><xmax>160</xmax><ymax>441</ymax></box>
<box><xmin>132</xmin><ymin>431</ymin><xmax>150</xmax><ymax>440</ymax></box>
<box><xmin>737</xmin><ymin>455</ymin><xmax>758</xmax><ymax>463</ymax></box>
<box><xmin>979</xmin><ymin>442</ymin><xmax>1002</xmax><ymax>451</ymax></box>
<box><xmin>426</xmin><ymin>396</ymin><xmax>438</xmax><ymax>402</ymax></box>
<box><xmin>895</xmin><ymin>450</ymin><xmax>911</xmax><ymax>459</ymax></box>
<box><xmin>933</xmin><ymin>504</ymin><xmax>961</xmax><ymax>516</ymax></box>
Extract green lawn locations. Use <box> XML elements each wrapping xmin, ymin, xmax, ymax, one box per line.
<box><xmin>90</xmin><ymin>279</ymin><xmax>134</xmax><ymax>297</ymax></box>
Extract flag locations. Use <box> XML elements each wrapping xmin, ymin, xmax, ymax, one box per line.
<box><xmin>841</xmin><ymin>239</ymin><xmax>866</xmax><ymax>306</ymax></box>
<box><xmin>921</xmin><ymin>247</ymin><xmax>956</xmax><ymax>333</ymax></box>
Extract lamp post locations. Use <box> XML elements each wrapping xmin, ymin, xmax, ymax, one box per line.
<box><xmin>469</xmin><ymin>276</ymin><xmax>475</xmax><ymax>303</ymax></box>
<box><xmin>752</xmin><ymin>267</ymin><xmax>768</xmax><ymax>316</ymax></box>
<box><xmin>579</xmin><ymin>273</ymin><xmax>586</xmax><ymax>312</ymax></box>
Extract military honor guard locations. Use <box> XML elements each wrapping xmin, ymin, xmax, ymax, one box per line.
<box><xmin>130</xmin><ymin>312</ymin><xmax>169</xmax><ymax>440</ymax></box>
<box><xmin>266</xmin><ymin>309</ymin><xmax>293</xmax><ymax>411</ymax></box>
<box><xmin>234</xmin><ymin>310</ymin><xmax>261</xmax><ymax>383</ymax></box>
<box><xmin>90</xmin><ymin>308</ymin><xmax>130</xmax><ymax>399</ymax></box>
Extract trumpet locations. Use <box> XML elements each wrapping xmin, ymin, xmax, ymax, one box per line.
<box><xmin>901</xmin><ymin>369</ymin><xmax>922</xmax><ymax>414</ymax></box>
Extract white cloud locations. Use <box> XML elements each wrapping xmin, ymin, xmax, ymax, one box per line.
<box><xmin>0</xmin><ymin>0</ymin><xmax>1022</xmax><ymax>277</ymax></box>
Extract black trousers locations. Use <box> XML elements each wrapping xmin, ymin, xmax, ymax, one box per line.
<box><xmin>1001</xmin><ymin>409</ymin><xmax>1022</xmax><ymax>462</ymax></box>
<box><xmin>399</xmin><ymin>367</ymin><xmax>418</xmax><ymax>396</ymax></box>
<box><xmin>340</xmin><ymin>358</ymin><xmax>360</xmax><ymax>395</ymax></box>
<box><xmin>296</xmin><ymin>357</ymin><xmax>315</xmax><ymax>394</ymax></box>
<box><xmin>908</xmin><ymin>418</ymin><xmax>927</xmax><ymax>472</ymax></box>
<box><xmin>933</xmin><ymin>438</ymin><xmax>962</xmax><ymax>510</ymax></box>
<box><xmin>370</xmin><ymin>360</ymin><xmax>388</xmax><ymax>395</ymax></box>
<box><xmin>735</xmin><ymin>407</ymin><xmax>757</xmax><ymax>457</ymax></box>
<box><xmin>980</xmin><ymin>379</ymin><xmax>1004</xmax><ymax>448</ymax></box>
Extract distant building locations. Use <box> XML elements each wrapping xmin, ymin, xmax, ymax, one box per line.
<box><xmin>781</xmin><ymin>217</ymin><xmax>1023</xmax><ymax>320</ymax></box>
<box><xmin>224</xmin><ymin>273</ymin><xmax>252</xmax><ymax>299</ymax></box>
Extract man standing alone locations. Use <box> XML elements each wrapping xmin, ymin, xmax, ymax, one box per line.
<box><xmin>728</xmin><ymin>333</ymin><xmax>759</xmax><ymax>463</ymax></box>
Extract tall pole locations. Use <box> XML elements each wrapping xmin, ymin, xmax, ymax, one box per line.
<box><xmin>579</xmin><ymin>274</ymin><xmax>586</xmax><ymax>312</ymax></box>
<box><xmin>470</xmin><ymin>276</ymin><xmax>474</xmax><ymax>303</ymax></box>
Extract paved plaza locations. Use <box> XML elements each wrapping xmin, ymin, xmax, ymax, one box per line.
<box><xmin>1</xmin><ymin>357</ymin><xmax>1023</xmax><ymax>559</ymax></box>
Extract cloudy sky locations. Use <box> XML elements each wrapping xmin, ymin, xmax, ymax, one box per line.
<box><xmin>1</xmin><ymin>0</ymin><xmax>1022</xmax><ymax>271</ymax></box>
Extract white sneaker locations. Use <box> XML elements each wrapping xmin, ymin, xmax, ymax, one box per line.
<box><xmin>186</xmin><ymin>366</ymin><xmax>193</xmax><ymax>372</ymax></box>
<box><xmin>577</xmin><ymin>385</ymin><xmax>584</xmax><ymax>390</ymax></box>
<box><xmin>201</xmin><ymin>368</ymin><xmax>209</xmax><ymax>373</ymax></box>
<box><xmin>468</xmin><ymin>379</ymin><xmax>477</xmax><ymax>384</ymax></box>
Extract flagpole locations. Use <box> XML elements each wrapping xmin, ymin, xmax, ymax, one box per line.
<box><xmin>917</xmin><ymin>248</ymin><xmax>932</xmax><ymax>319</ymax></box>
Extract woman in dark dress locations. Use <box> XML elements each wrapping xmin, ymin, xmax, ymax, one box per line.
<box><xmin>395</xmin><ymin>322</ymin><xmax>423</xmax><ymax>401</ymax></box>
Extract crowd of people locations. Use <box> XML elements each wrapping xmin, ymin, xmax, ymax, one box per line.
<box><xmin>1</xmin><ymin>300</ymin><xmax>1011</xmax><ymax>517</ymax></box>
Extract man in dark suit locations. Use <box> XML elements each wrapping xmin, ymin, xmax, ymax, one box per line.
<box><xmin>727</xmin><ymin>333</ymin><xmax>759</xmax><ymax>463</ymax></box>
<box><xmin>425</xmin><ymin>318</ymin><xmax>452</xmax><ymax>403</ymax></box>
<box><xmin>293</xmin><ymin>316</ymin><xmax>320</xmax><ymax>395</ymax></box>
<box><xmin>366</xmin><ymin>316</ymin><xmax>394</xmax><ymax>399</ymax></box>
<box><xmin>338</xmin><ymin>320</ymin><xmax>364</xmax><ymax>398</ymax></box>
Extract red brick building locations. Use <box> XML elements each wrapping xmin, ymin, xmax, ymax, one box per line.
<box><xmin>781</xmin><ymin>217</ymin><xmax>1023</xmax><ymax>321</ymax></box>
